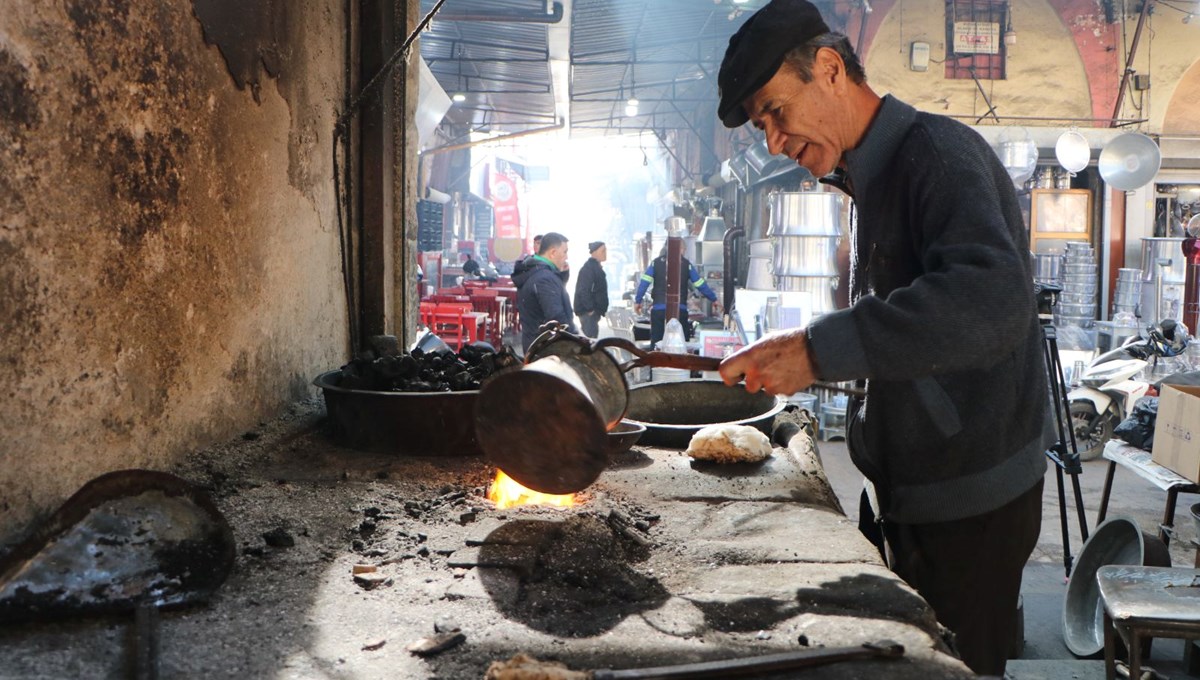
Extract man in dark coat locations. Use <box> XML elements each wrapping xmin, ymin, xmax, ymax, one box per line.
<box><xmin>573</xmin><ymin>241</ymin><xmax>609</xmax><ymax>338</ymax></box>
<box><xmin>714</xmin><ymin>1</ymin><xmax>1052</xmax><ymax>674</ymax></box>
<box><xmin>514</xmin><ymin>232</ymin><xmax>576</xmax><ymax>352</ymax></box>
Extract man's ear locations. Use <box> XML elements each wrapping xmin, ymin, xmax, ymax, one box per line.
<box><xmin>814</xmin><ymin>47</ymin><xmax>845</xmax><ymax>88</ymax></box>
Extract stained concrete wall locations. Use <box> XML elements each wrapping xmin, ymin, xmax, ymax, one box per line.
<box><xmin>861</xmin><ymin>0</ymin><xmax>1200</xmax><ymax>134</ymax></box>
<box><xmin>865</xmin><ymin>0</ymin><xmax>1092</xmax><ymax>121</ymax></box>
<box><xmin>0</xmin><ymin>0</ymin><xmax>349</xmax><ymax>540</ymax></box>
<box><xmin>1126</xmin><ymin>12</ymin><xmax>1200</xmax><ymax>135</ymax></box>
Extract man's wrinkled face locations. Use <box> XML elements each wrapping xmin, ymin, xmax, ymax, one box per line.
<box><xmin>744</xmin><ymin>58</ymin><xmax>845</xmax><ymax>178</ymax></box>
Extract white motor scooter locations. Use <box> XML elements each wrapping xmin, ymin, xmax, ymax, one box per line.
<box><xmin>1067</xmin><ymin>356</ymin><xmax>1150</xmax><ymax>461</ymax></box>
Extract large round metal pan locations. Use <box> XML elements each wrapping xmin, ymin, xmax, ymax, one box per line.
<box><xmin>314</xmin><ymin>370</ymin><xmax>481</xmax><ymax>456</ymax></box>
<box><xmin>1062</xmin><ymin>516</ymin><xmax>1171</xmax><ymax>657</ymax></box>
<box><xmin>623</xmin><ymin>379</ymin><xmax>785</xmax><ymax>449</ymax></box>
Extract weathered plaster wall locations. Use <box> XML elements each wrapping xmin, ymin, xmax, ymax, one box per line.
<box><xmin>0</xmin><ymin>0</ymin><xmax>348</xmax><ymax>540</ymax></box>
<box><xmin>1163</xmin><ymin>59</ymin><xmax>1200</xmax><ymax>134</ymax></box>
<box><xmin>865</xmin><ymin>0</ymin><xmax>1092</xmax><ymax>121</ymax></box>
<box><xmin>1124</xmin><ymin>12</ymin><xmax>1200</xmax><ymax>134</ymax></box>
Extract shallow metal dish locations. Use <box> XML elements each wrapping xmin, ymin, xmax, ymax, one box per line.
<box><xmin>607</xmin><ymin>420</ymin><xmax>646</xmax><ymax>455</ymax></box>
<box><xmin>1062</xmin><ymin>516</ymin><xmax>1170</xmax><ymax>657</ymax></box>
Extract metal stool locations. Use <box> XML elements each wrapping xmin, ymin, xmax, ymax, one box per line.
<box><xmin>1098</xmin><ymin>565</ymin><xmax>1200</xmax><ymax>680</ymax></box>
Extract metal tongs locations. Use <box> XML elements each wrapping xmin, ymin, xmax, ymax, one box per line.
<box><xmin>591</xmin><ymin>336</ymin><xmax>866</xmax><ymax>397</ymax></box>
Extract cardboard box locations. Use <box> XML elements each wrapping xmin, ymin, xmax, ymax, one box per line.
<box><xmin>1151</xmin><ymin>383</ymin><xmax>1200</xmax><ymax>483</ymax></box>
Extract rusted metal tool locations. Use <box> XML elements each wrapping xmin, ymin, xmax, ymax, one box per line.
<box><xmin>590</xmin><ymin>640</ymin><xmax>905</xmax><ymax>679</ymax></box>
<box><xmin>593</xmin><ymin>336</ymin><xmax>866</xmax><ymax>398</ymax></box>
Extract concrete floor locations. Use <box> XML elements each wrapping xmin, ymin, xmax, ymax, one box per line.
<box><xmin>814</xmin><ymin>436</ymin><xmax>1200</xmax><ymax>680</ymax></box>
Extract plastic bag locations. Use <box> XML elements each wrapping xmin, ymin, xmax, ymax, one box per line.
<box><xmin>1112</xmin><ymin>396</ymin><xmax>1159</xmax><ymax>451</ymax></box>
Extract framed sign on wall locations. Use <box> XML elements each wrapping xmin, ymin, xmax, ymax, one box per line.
<box><xmin>1030</xmin><ymin>189</ymin><xmax>1092</xmax><ymax>248</ymax></box>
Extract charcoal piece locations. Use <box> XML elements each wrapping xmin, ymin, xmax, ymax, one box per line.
<box><xmin>368</xmin><ymin>335</ymin><xmax>401</xmax><ymax>357</ymax></box>
<box><xmin>262</xmin><ymin>528</ymin><xmax>294</xmax><ymax>548</ymax></box>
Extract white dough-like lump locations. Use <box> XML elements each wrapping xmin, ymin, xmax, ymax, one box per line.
<box><xmin>686</xmin><ymin>424</ymin><xmax>772</xmax><ymax>463</ymax></box>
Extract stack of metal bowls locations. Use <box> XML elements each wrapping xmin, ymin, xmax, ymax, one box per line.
<box><xmin>745</xmin><ymin>239</ymin><xmax>775</xmax><ymax>290</ymax></box>
<box><xmin>766</xmin><ymin>191</ymin><xmax>846</xmax><ymax>316</ymax></box>
<box><xmin>1033</xmin><ymin>252</ymin><xmax>1063</xmax><ymax>288</ymax></box>
<box><xmin>1112</xmin><ymin>268</ymin><xmax>1142</xmax><ymax>318</ymax></box>
<box><xmin>1054</xmin><ymin>242</ymin><xmax>1097</xmax><ymax>329</ymax></box>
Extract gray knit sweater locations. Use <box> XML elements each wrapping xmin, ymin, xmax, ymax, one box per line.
<box><xmin>806</xmin><ymin>96</ymin><xmax>1054</xmax><ymax>524</ymax></box>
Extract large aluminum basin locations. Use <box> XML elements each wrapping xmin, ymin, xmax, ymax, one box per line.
<box><xmin>623</xmin><ymin>380</ymin><xmax>784</xmax><ymax>449</ymax></box>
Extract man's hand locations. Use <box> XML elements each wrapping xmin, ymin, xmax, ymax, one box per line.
<box><xmin>634</xmin><ymin>303</ymin><xmax>642</xmax><ymax>315</ymax></box>
<box><xmin>718</xmin><ymin>328</ymin><xmax>818</xmax><ymax>396</ymax></box>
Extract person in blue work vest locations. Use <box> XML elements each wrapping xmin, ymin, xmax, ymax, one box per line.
<box><xmin>633</xmin><ymin>247</ymin><xmax>719</xmax><ymax>347</ymax></box>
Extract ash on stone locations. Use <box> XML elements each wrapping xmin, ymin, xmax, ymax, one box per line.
<box><xmin>478</xmin><ymin>515</ymin><xmax>668</xmax><ymax>637</ymax></box>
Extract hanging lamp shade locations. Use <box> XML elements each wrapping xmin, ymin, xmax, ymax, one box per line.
<box><xmin>1098</xmin><ymin>132</ymin><xmax>1161</xmax><ymax>192</ymax></box>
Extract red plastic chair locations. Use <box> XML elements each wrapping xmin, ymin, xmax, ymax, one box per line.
<box><xmin>420</xmin><ymin>303</ymin><xmax>473</xmax><ymax>350</ymax></box>
<box><xmin>429</xmin><ymin>294</ymin><xmax>470</xmax><ymax>304</ymax></box>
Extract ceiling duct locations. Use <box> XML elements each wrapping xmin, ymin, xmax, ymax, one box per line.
<box><xmin>437</xmin><ymin>2</ymin><xmax>564</xmax><ymax>23</ymax></box>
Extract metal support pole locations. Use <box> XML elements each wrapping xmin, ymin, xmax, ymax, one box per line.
<box><xmin>1111</xmin><ymin>0</ymin><xmax>1153</xmax><ymax>126</ymax></box>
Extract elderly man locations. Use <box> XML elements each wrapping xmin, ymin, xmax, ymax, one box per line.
<box><xmin>513</xmin><ymin>232</ymin><xmax>576</xmax><ymax>352</ymax></box>
<box><xmin>715</xmin><ymin>0</ymin><xmax>1053</xmax><ymax>675</ymax></box>
<box><xmin>573</xmin><ymin>241</ymin><xmax>610</xmax><ymax>338</ymax></box>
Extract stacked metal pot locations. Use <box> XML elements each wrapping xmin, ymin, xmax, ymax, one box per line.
<box><xmin>1033</xmin><ymin>252</ymin><xmax>1063</xmax><ymax>289</ymax></box>
<box><xmin>764</xmin><ymin>191</ymin><xmax>846</xmax><ymax>315</ymax></box>
<box><xmin>1112</xmin><ymin>268</ymin><xmax>1143</xmax><ymax>319</ymax></box>
<box><xmin>744</xmin><ymin>238</ymin><xmax>774</xmax><ymax>290</ymax></box>
<box><xmin>1054</xmin><ymin>242</ymin><xmax>1098</xmax><ymax>329</ymax></box>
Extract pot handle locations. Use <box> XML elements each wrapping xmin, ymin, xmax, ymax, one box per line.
<box><xmin>590</xmin><ymin>337</ymin><xmax>868</xmax><ymax>397</ymax></box>
<box><xmin>591</xmin><ymin>337</ymin><xmax>721</xmax><ymax>373</ymax></box>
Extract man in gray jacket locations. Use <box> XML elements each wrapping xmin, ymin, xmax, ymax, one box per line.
<box><xmin>716</xmin><ymin>0</ymin><xmax>1054</xmax><ymax>675</ymax></box>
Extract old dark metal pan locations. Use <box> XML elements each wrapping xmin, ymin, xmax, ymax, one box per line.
<box><xmin>0</xmin><ymin>469</ymin><xmax>235</xmax><ymax>624</ymax></box>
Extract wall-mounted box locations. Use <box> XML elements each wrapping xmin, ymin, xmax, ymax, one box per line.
<box><xmin>910</xmin><ymin>41</ymin><xmax>930</xmax><ymax>72</ymax></box>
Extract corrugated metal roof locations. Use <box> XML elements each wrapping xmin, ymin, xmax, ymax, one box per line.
<box><xmin>418</xmin><ymin>1</ymin><xmax>786</xmax><ymax>137</ymax></box>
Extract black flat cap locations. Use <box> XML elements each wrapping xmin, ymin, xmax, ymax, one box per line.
<box><xmin>588</xmin><ymin>241</ymin><xmax>605</xmax><ymax>253</ymax></box>
<box><xmin>717</xmin><ymin>0</ymin><xmax>830</xmax><ymax>128</ymax></box>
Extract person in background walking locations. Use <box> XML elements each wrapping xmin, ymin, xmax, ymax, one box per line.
<box><xmin>573</xmin><ymin>241</ymin><xmax>609</xmax><ymax>338</ymax></box>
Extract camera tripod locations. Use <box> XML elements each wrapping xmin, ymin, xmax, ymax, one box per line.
<box><xmin>1041</xmin><ymin>318</ymin><xmax>1090</xmax><ymax>579</ymax></box>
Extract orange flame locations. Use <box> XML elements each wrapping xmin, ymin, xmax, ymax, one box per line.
<box><xmin>487</xmin><ymin>470</ymin><xmax>576</xmax><ymax>509</ymax></box>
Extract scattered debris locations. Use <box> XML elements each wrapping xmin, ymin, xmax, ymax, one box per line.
<box><xmin>606</xmin><ymin>509</ymin><xmax>651</xmax><ymax>547</ymax></box>
<box><xmin>351</xmin><ymin>564</ymin><xmax>376</xmax><ymax>575</ymax></box>
<box><xmin>434</xmin><ymin>619</ymin><xmax>460</xmax><ymax>634</ymax></box>
<box><xmin>352</xmin><ymin>573</ymin><xmax>391</xmax><ymax>590</ymax></box>
<box><xmin>484</xmin><ymin>653</ymin><xmax>588</xmax><ymax>680</ymax></box>
<box><xmin>262</xmin><ymin>528</ymin><xmax>294</xmax><ymax>548</ymax></box>
<box><xmin>406</xmin><ymin>631</ymin><xmax>466</xmax><ymax>657</ymax></box>
<box><xmin>361</xmin><ymin>639</ymin><xmax>386</xmax><ymax>652</ymax></box>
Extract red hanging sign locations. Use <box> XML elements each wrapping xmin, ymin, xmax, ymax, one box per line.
<box><xmin>488</xmin><ymin>170</ymin><xmax>521</xmax><ymax>239</ymax></box>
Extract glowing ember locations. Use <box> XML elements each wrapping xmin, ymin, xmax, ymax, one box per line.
<box><xmin>487</xmin><ymin>470</ymin><xmax>576</xmax><ymax>509</ymax></box>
